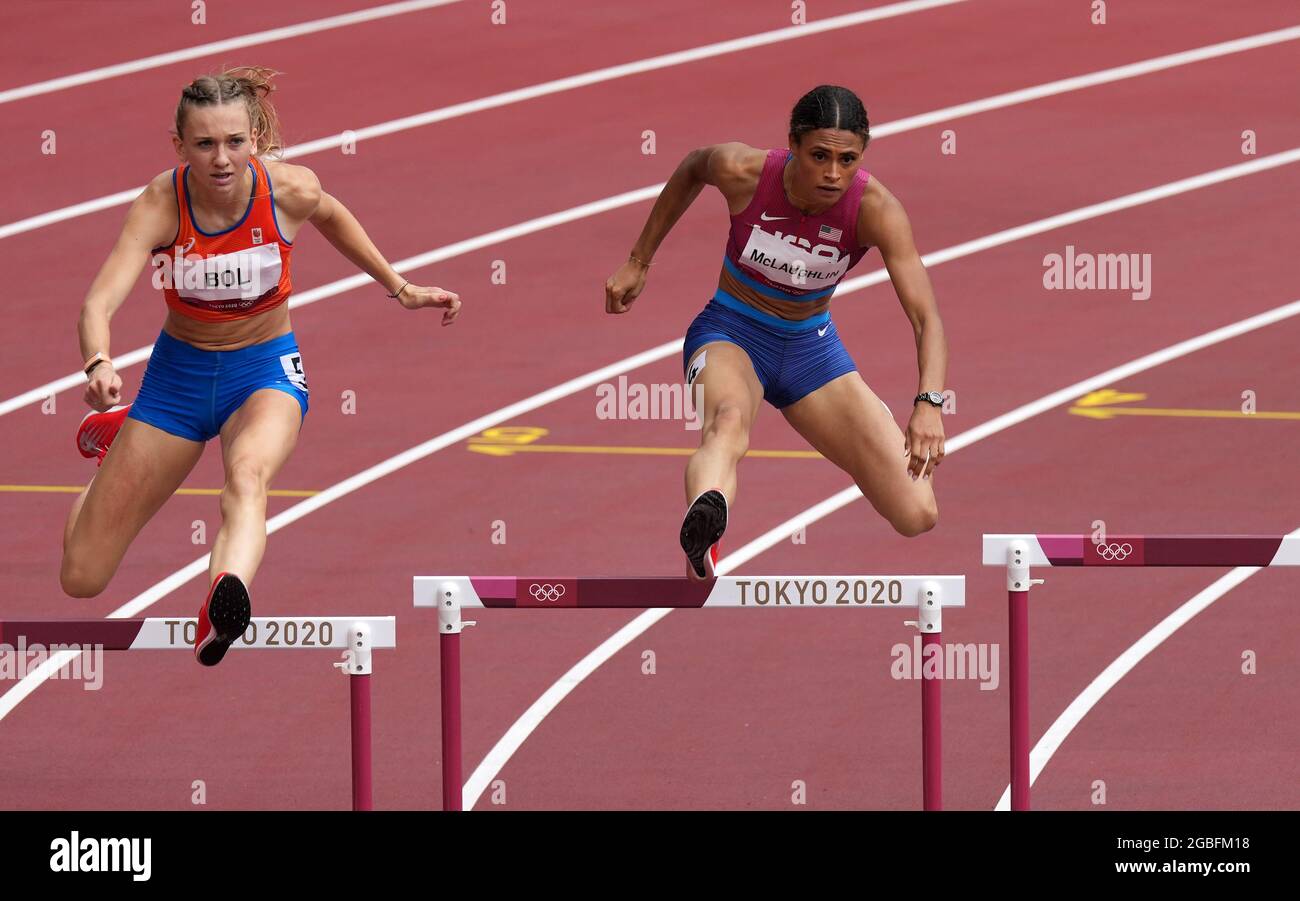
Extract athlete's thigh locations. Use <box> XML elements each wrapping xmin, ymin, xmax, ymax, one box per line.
<box><xmin>67</xmin><ymin>418</ymin><xmax>205</xmax><ymax>569</ymax></box>
<box><xmin>780</xmin><ymin>371</ymin><xmax>931</xmax><ymax>517</ymax></box>
<box><xmin>218</xmin><ymin>388</ymin><xmax>303</xmax><ymax>483</ymax></box>
<box><xmin>687</xmin><ymin>341</ymin><xmax>765</xmax><ymax>434</ymax></box>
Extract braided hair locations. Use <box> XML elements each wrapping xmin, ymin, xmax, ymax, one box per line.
<box><xmin>789</xmin><ymin>85</ymin><xmax>870</xmax><ymax>149</ymax></box>
<box><xmin>175</xmin><ymin>66</ymin><xmax>284</xmax><ymax>157</ymax></box>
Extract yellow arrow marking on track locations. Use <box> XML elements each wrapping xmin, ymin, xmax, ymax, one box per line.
<box><xmin>1069</xmin><ymin>389</ymin><xmax>1299</xmax><ymax>420</ymax></box>
<box><xmin>468</xmin><ymin>442</ymin><xmax>823</xmax><ymax>459</ymax></box>
<box><xmin>465</xmin><ymin>426</ymin><xmax>823</xmax><ymax>459</ymax></box>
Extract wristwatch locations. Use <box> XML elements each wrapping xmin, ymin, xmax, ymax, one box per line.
<box><xmin>914</xmin><ymin>391</ymin><xmax>944</xmax><ymax>408</ymax></box>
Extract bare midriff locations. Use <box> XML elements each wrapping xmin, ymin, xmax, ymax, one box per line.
<box><xmin>163</xmin><ymin>303</ymin><xmax>292</xmax><ymax>351</ymax></box>
<box><xmin>717</xmin><ymin>267</ymin><xmax>831</xmax><ymax>322</ymax></box>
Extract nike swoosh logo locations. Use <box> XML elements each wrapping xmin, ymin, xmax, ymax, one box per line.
<box><xmin>817</xmin><ymin>325</ymin><xmax>830</xmax><ymax>337</ymax></box>
<box><xmin>759</xmin><ymin>213</ymin><xmax>788</xmax><ymax>221</ymax></box>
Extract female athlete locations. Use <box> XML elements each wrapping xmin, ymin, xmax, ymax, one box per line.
<box><xmin>604</xmin><ymin>85</ymin><xmax>946</xmax><ymax>579</ymax></box>
<box><xmin>63</xmin><ymin>68</ymin><xmax>461</xmax><ymax>663</ymax></box>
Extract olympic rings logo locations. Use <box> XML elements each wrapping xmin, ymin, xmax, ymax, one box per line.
<box><xmin>529</xmin><ymin>583</ymin><xmax>566</xmax><ymax>602</ymax></box>
<box><xmin>1096</xmin><ymin>542</ymin><xmax>1133</xmax><ymax>561</ymax></box>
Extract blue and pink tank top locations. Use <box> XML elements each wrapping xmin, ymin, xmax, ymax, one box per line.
<box><xmin>715</xmin><ymin>148</ymin><xmax>871</xmax><ymax>328</ymax></box>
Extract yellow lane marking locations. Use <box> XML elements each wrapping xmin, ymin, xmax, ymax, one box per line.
<box><xmin>466</xmin><ymin>426</ymin><xmax>821</xmax><ymax>459</ymax></box>
<box><xmin>1070</xmin><ymin>389</ymin><xmax>1299</xmax><ymax>420</ymax></box>
<box><xmin>468</xmin><ymin>442</ymin><xmax>822</xmax><ymax>459</ymax></box>
<box><xmin>1070</xmin><ymin>407</ymin><xmax>1300</xmax><ymax>420</ymax></box>
<box><xmin>1072</xmin><ymin>389</ymin><xmax>1149</xmax><ymax>407</ymax></box>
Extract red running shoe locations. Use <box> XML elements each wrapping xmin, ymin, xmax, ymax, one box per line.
<box><xmin>76</xmin><ymin>404</ymin><xmax>131</xmax><ymax>466</ymax></box>
<box><xmin>681</xmin><ymin>488</ymin><xmax>727</xmax><ymax>581</ymax></box>
<box><xmin>195</xmin><ymin>573</ymin><xmax>252</xmax><ymax>667</ymax></box>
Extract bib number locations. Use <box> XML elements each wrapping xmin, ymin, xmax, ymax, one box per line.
<box><xmin>279</xmin><ymin>352</ymin><xmax>308</xmax><ymax>394</ymax></box>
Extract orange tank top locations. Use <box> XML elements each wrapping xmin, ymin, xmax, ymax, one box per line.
<box><xmin>151</xmin><ymin>156</ymin><xmax>293</xmax><ymax>322</ymax></box>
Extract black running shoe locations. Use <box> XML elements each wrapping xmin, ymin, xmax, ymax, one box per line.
<box><xmin>195</xmin><ymin>572</ymin><xmax>251</xmax><ymax>667</ymax></box>
<box><xmin>680</xmin><ymin>488</ymin><xmax>728</xmax><ymax>581</ymax></box>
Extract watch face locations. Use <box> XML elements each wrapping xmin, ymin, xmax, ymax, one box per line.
<box><xmin>928</xmin><ymin>392</ymin><xmax>944</xmax><ymax>404</ymax></box>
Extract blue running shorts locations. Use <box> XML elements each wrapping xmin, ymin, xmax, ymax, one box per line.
<box><xmin>128</xmin><ymin>329</ymin><xmax>309</xmax><ymax>441</ymax></box>
<box><xmin>682</xmin><ymin>298</ymin><xmax>857</xmax><ymax>409</ymax></box>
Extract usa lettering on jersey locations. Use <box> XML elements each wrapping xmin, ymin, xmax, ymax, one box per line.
<box><xmin>739</xmin><ymin>225</ymin><xmax>849</xmax><ymax>289</ymax></box>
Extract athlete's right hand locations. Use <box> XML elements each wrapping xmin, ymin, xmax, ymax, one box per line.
<box><xmin>84</xmin><ymin>364</ymin><xmax>122</xmax><ymax>411</ymax></box>
<box><xmin>605</xmin><ymin>259</ymin><xmax>649</xmax><ymax>314</ymax></box>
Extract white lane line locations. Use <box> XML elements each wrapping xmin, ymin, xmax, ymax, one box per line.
<box><xmin>10</xmin><ymin>154</ymin><xmax>1300</xmax><ymax>722</ymax></box>
<box><xmin>0</xmin><ymin>341</ymin><xmax>680</xmax><ymax>724</ymax></box>
<box><xmin>10</xmin><ymin>13</ymin><xmax>1298</xmax><ymax>247</ymax></box>
<box><xmin>871</xmin><ymin>24</ymin><xmax>1300</xmax><ymax>138</ymax></box>
<box><xmin>990</xmin><ymin>541</ymin><xmax>1294</xmax><ymax>810</ymax></box>
<box><xmin>282</xmin><ymin>0</ymin><xmax>970</xmax><ymax>158</ymax></box>
<box><xmin>836</xmin><ymin>149</ymin><xmax>1300</xmax><ymax>293</ymax></box>
<box><xmin>6</xmin><ymin>143</ymin><xmax>1297</xmax><ymax>419</ymax></box>
<box><xmin>0</xmin><ymin>185</ymin><xmax>661</xmax><ymax>417</ymax></box>
<box><xmin>462</xmin><ymin>297</ymin><xmax>1300</xmax><ymax>810</ymax></box>
<box><xmin>0</xmin><ymin>0</ymin><xmax>465</xmax><ymax>105</ymax></box>
<box><xmin>458</xmin><ymin>606</ymin><xmax>677</xmax><ymax>809</ymax></box>
<box><xmin>0</xmin><ymin>0</ymin><xmax>966</xmax><ymax>241</ymax></box>
<box><xmin>5</xmin><ymin>113</ymin><xmax>1299</xmax><ymax>795</ymax></box>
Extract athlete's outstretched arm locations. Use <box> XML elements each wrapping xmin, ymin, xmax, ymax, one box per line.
<box><xmin>78</xmin><ymin>172</ymin><xmax>174</xmax><ymax>411</ymax></box>
<box><xmin>859</xmin><ymin>179</ymin><xmax>949</xmax><ymax>479</ymax></box>
<box><xmin>279</xmin><ymin>165</ymin><xmax>462</xmax><ymax>325</ymax></box>
<box><xmin>605</xmin><ymin>143</ymin><xmax>757</xmax><ymax>314</ymax></box>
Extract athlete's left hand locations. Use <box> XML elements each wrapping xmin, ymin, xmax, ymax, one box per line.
<box><xmin>398</xmin><ymin>284</ymin><xmax>462</xmax><ymax>325</ymax></box>
<box><xmin>904</xmin><ymin>405</ymin><xmax>944</xmax><ymax>480</ymax></box>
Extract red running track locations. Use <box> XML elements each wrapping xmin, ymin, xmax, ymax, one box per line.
<box><xmin>0</xmin><ymin>0</ymin><xmax>1297</xmax><ymax>809</ymax></box>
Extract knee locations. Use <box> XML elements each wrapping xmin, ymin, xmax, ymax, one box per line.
<box><xmin>891</xmin><ymin>498</ymin><xmax>939</xmax><ymax>538</ymax></box>
<box><xmin>705</xmin><ymin>404</ymin><xmax>749</xmax><ymax>456</ymax></box>
<box><xmin>222</xmin><ymin>459</ymin><xmax>269</xmax><ymax>508</ymax></box>
<box><xmin>60</xmin><ymin>554</ymin><xmax>108</xmax><ymax>598</ymax></box>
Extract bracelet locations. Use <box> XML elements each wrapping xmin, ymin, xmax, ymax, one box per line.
<box><xmin>628</xmin><ymin>254</ymin><xmax>653</xmax><ymax>268</ymax></box>
<box><xmin>83</xmin><ymin>351</ymin><xmax>108</xmax><ymax>377</ymax></box>
<box><xmin>387</xmin><ymin>282</ymin><xmax>409</xmax><ymax>299</ymax></box>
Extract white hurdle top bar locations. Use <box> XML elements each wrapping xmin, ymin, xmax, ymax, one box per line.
<box><xmin>983</xmin><ymin>534</ymin><xmax>1300</xmax><ymax>567</ymax></box>
<box><xmin>0</xmin><ymin>617</ymin><xmax>396</xmax><ymax>650</ymax></box>
<box><xmin>414</xmin><ymin>576</ymin><xmax>965</xmax><ymax>609</ymax></box>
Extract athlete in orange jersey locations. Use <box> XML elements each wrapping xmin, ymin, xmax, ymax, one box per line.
<box><xmin>63</xmin><ymin>68</ymin><xmax>461</xmax><ymax>665</ymax></box>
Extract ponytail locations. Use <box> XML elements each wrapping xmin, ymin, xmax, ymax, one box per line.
<box><xmin>175</xmin><ymin>66</ymin><xmax>284</xmax><ymax>157</ymax></box>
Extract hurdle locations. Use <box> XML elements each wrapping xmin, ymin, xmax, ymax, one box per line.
<box><xmin>414</xmin><ymin>574</ymin><xmax>965</xmax><ymax>810</ymax></box>
<box><xmin>983</xmin><ymin>533</ymin><xmax>1300</xmax><ymax>811</ymax></box>
<box><xmin>0</xmin><ymin>616</ymin><xmax>396</xmax><ymax>811</ymax></box>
